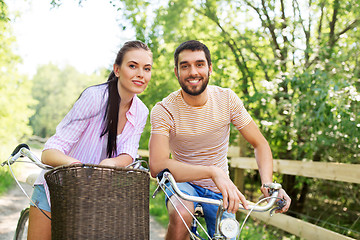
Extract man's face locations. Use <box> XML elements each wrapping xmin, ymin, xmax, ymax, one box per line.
<box><xmin>175</xmin><ymin>50</ymin><xmax>212</xmax><ymax>96</ymax></box>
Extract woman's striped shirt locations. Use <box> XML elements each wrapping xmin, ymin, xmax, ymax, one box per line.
<box><xmin>150</xmin><ymin>85</ymin><xmax>252</xmax><ymax>193</ymax></box>
<box><xmin>35</xmin><ymin>84</ymin><xmax>149</xmax><ymax>206</ymax></box>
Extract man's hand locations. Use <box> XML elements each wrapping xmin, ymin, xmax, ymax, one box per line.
<box><xmin>260</xmin><ymin>185</ymin><xmax>291</xmax><ymax>214</ymax></box>
<box><xmin>211</xmin><ymin>166</ymin><xmax>249</xmax><ymax>213</ymax></box>
<box><xmin>276</xmin><ymin>189</ymin><xmax>291</xmax><ymax>213</ymax></box>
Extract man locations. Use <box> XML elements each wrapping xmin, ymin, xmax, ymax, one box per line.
<box><xmin>149</xmin><ymin>40</ymin><xmax>291</xmax><ymax>240</ymax></box>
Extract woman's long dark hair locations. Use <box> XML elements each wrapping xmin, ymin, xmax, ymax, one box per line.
<box><xmin>101</xmin><ymin>40</ymin><xmax>151</xmax><ymax>158</ymax></box>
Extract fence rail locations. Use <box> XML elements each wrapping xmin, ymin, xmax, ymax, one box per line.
<box><xmin>230</xmin><ymin>157</ymin><xmax>360</xmax><ymax>184</ymax></box>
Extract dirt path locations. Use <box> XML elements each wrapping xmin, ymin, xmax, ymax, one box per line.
<box><xmin>0</xmin><ymin>149</ymin><xmax>166</xmax><ymax>240</ymax></box>
<box><xmin>0</xmin><ymin>183</ymin><xmax>32</xmax><ymax>240</ymax></box>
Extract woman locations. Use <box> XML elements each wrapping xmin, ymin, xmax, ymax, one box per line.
<box><xmin>28</xmin><ymin>40</ymin><xmax>153</xmax><ymax>240</ymax></box>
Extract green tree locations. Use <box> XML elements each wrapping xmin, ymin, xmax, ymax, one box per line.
<box><xmin>30</xmin><ymin>64</ymin><xmax>105</xmax><ymax>137</ymax></box>
<box><xmin>0</xmin><ymin>1</ymin><xmax>35</xmax><ymax>157</ymax></box>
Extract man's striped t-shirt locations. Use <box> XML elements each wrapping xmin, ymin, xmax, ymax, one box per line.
<box><xmin>150</xmin><ymin>85</ymin><xmax>252</xmax><ymax>193</ymax></box>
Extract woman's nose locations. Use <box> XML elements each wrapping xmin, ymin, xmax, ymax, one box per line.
<box><xmin>137</xmin><ymin>68</ymin><xmax>144</xmax><ymax>77</ymax></box>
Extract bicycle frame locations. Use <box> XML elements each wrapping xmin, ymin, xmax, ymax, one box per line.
<box><xmin>153</xmin><ymin>169</ymin><xmax>285</xmax><ymax>240</ymax></box>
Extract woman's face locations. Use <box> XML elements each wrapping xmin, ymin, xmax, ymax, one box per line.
<box><xmin>114</xmin><ymin>49</ymin><xmax>152</xmax><ymax>96</ymax></box>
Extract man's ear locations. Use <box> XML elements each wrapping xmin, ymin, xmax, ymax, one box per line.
<box><xmin>174</xmin><ymin>67</ymin><xmax>179</xmax><ymax>79</ymax></box>
<box><xmin>209</xmin><ymin>63</ymin><xmax>213</xmax><ymax>75</ymax></box>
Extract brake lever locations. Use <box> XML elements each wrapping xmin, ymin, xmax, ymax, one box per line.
<box><xmin>270</xmin><ymin>199</ymin><xmax>287</xmax><ymax>216</ymax></box>
<box><xmin>152</xmin><ymin>169</ymin><xmax>171</xmax><ymax>198</ymax></box>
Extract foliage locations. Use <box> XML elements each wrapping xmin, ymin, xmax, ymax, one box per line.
<box><xmin>0</xmin><ymin>1</ymin><xmax>35</xmax><ymax>195</ymax></box>
<box><xmin>113</xmin><ymin>0</ymin><xmax>360</xmax><ymax>164</ymax></box>
<box><xmin>0</xmin><ymin>168</ymin><xmax>14</xmax><ymax>196</ymax></box>
<box><xmin>0</xmin><ymin>1</ymin><xmax>34</xmax><ymax>158</ymax></box>
<box><xmin>29</xmin><ymin>64</ymin><xmax>105</xmax><ymax>137</ymax></box>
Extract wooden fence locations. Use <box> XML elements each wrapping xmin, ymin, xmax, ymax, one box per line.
<box><xmin>230</xmin><ymin>146</ymin><xmax>358</xmax><ymax>240</ymax></box>
<box><xmin>139</xmin><ymin>147</ymin><xmax>359</xmax><ymax>240</ymax></box>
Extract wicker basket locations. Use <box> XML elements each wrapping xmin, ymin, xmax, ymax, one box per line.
<box><xmin>45</xmin><ymin>164</ymin><xmax>150</xmax><ymax>240</ymax></box>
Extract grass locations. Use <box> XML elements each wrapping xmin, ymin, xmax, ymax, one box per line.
<box><xmin>0</xmin><ymin>167</ymin><xmax>15</xmax><ymax>196</ymax></box>
<box><xmin>149</xmin><ymin>179</ymin><xmax>170</xmax><ymax>227</ymax></box>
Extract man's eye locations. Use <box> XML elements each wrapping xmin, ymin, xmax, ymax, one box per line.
<box><xmin>181</xmin><ymin>65</ymin><xmax>188</xmax><ymax>69</ymax></box>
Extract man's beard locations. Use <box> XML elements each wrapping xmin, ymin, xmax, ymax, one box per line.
<box><xmin>178</xmin><ymin>73</ymin><xmax>209</xmax><ymax>96</ymax></box>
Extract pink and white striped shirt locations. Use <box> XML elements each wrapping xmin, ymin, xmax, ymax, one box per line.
<box><xmin>35</xmin><ymin>83</ymin><xmax>149</xmax><ymax>206</ymax></box>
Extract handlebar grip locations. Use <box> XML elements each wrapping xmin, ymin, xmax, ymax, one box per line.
<box><xmin>156</xmin><ymin>168</ymin><xmax>171</xmax><ymax>181</ymax></box>
<box><xmin>11</xmin><ymin>143</ymin><xmax>30</xmax><ymax>156</ymax></box>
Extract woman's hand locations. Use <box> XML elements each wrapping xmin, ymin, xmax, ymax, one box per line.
<box><xmin>99</xmin><ymin>154</ymin><xmax>133</xmax><ymax>167</ymax></box>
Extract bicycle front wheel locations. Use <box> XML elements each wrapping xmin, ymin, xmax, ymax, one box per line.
<box><xmin>14</xmin><ymin>207</ymin><xmax>29</xmax><ymax>240</ymax></box>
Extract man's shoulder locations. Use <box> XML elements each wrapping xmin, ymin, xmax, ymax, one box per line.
<box><xmin>208</xmin><ymin>85</ymin><xmax>232</xmax><ymax>92</ymax></box>
<box><xmin>151</xmin><ymin>89</ymin><xmax>181</xmax><ymax>114</ymax></box>
<box><xmin>163</xmin><ymin>89</ymin><xmax>182</xmax><ymax>103</ymax></box>
<box><xmin>156</xmin><ymin>89</ymin><xmax>182</xmax><ymax>107</ymax></box>
<box><xmin>208</xmin><ymin>85</ymin><xmax>234</xmax><ymax>98</ymax></box>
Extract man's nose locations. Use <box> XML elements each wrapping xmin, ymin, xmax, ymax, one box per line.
<box><xmin>189</xmin><ymin>66</ymin><xmax>199</xmax><ymax>76</ymax></box>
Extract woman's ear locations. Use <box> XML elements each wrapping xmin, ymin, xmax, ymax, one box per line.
<box><xmin>113</xmin><ymin>64</ymin><xmax>120</xmax><ymax>77</ymax></box>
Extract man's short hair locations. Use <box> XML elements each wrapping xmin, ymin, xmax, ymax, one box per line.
<box><xmin>174</xmin><ymin>40</ymin><xmax>211</xmax><ymax>69</ymax></box>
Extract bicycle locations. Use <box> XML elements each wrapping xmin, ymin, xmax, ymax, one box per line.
<box><xmin>1</xmin><ymin>144</ymin><xmax>51</xmax><ymax>240</ymax></box>
<box><xmin>1</xmin><ymin>143</ymin><xmax>149</xmax><ymax>240</ymax></box>
<box><xmin>152</xmin><ymin>169</ymin><xmax>286</xmax><ymax>240</ymax></box>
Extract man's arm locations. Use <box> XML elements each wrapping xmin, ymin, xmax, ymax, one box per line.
<box><xmin>239</xmin><ymin>120</ymin><xmax>291</xmax><ymax>213</ymax></box>
<box><xmin>149</xmin><ymin>134</ymin><xmax>213</xmax><ymax>180</ymax></box>
<box><xmin>149</xmin><ymin>133</ymin><xmax>249</xmax><ymax>213</ymax></box>
<box><xmin>239</xmin><ymin>121</ymin><xmax>273</xmax><ymax>185</ymax></box>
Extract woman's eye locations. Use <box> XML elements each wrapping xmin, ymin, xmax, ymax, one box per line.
<box><xmin>145</xmin><ymin>67</ymin><xmax>151</xmax><ymax>72</ymax></box>
<box><xmin>129</xmin><ymin>64</ymin><xmax>136</xmax><ymax>69</ymax></box>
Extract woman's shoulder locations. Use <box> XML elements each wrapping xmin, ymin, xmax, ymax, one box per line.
<box><xmin>82</xmin><ymin>83</ymin><xmax>108</xmax><ymax>98</ymax></box>
<box><xmin>73</xmin><ymin>83</ymin><xmax>108</xmax><ymax>114</ymax></box>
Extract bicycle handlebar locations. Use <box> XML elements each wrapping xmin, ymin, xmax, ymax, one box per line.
<box><xmin>2</xmin><ymin>144</ymin><xmax>148</xmax><ymax>171</ymax></box>
<box><xmin>1</xmin><ymin>144</ymin><xmax>52</xmax><ymax>170</ymax></box>
<box><xmin>154</xmin><ymin>169</ymin><xmax>283</xmax><ymax>212</ymax></box>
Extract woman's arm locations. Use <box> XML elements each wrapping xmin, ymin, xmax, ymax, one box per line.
<box><xmin>41</xmin><ymin>149</ymin><xmax>79</xmax><ymax>167</ymax></box>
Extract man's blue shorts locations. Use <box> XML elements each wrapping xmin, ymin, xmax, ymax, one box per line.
<box><xmin>30</xmin><ymin>185</ymin><xmax>51</xmax><ymax>212</ymax></box>
<box><xmin>165</xmin><ymin>181</ymin><xmax>235</xmax><ymax>238</ymax></box>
